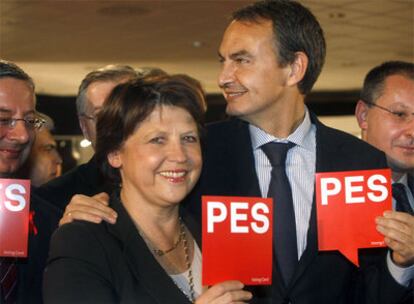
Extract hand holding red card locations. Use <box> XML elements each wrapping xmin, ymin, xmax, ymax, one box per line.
<box><xmin>0</xmin><ymin>179</ymin><xmax>31</xmax><ymax>257</ymax></box>
<box><xmin>202</xmin><ymin>196</ymin><xmax>273</xmax><ymax>286</ymax></box>
<box><xmin>316</xmin><ymin>169</ymin><xmax>392</xmax><ymax>266</ymax></box>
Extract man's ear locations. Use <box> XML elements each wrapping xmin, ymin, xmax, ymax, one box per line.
<box><xmin>286</xmin><ymin>51</ymin><xmax>308</xmax><ymax>87</ymax></box>
<box><xmin>79</xmin><ymin>116</ymin><xmax>91</xmax><ymax>142</ymax></box>
<box><xmin>355</xmin><ymin>100</ymin><xmax>369</xmax><ymax>130</ymax></box>
<box><xmin>108</xmin><ymin>150</ymin><xmax>122</xmax><ymax>168</ymax></box>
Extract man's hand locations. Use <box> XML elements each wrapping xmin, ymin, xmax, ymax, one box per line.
<box><xmin>376</xmin><ymin>210</ymin><xmax>414</xmax><ymax>267</ymax></box>
<box><xmin>59</xmin><ymin>192</ymin><xmax>117</xmax><ymax>226</ymax></box>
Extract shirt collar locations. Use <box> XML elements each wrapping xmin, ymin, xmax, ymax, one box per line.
<box><xmin>393</xmin><ymin>173</ymin><xmax>408</xmax><ymax>186</ymax></box>
<box><xmin>249</xmin><ymin>107</ymin><xmax>314</xmax><ymax>152</ymax></box>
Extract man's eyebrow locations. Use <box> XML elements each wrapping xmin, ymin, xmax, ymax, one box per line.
<box><xmin>229</xmin><ymin>50</ymin><xmax>251</xmax><ymax>59</ymax></box>
<box><xmin>0</xmin><ymin>108</ymin><xmax>36</xmax><ymax>116</ymax></box>
<box><xmin>0</xmin><ymin>108</ymin><xmax>12</xmax><ymax>114</ymax></box>
<box><xmin>218</xmin><ymin>50</ymin><xmax>251</xmax><ymax>61</ymax></box>
<box><xmin>24</xmin><ymin>110</ymin><xmax>36</xmax><ymax>116</ymax></box>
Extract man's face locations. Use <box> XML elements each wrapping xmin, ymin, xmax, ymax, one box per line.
<box><xmin>217</xmin><ymin>20</ymin><xmax>292</xmax><ymax>127</ymax></box>
<box><xmin>356</xmin><ymin>74</ymin><xmax>414</xmax><ymax>174</ymax></box>
<box><xmin>28</xmin><ymin>128</ymin><xmax>62</xmax><ymax>186</ymax></box>
<box><xmin>0</xmin><ymin>78</ymin><xmax>36</xmax><ymax>177</ymax></box>
<box><xmin>79</xmin><ymin>80</ymin><xmax>123</xmax><ymax>148</ymax></box>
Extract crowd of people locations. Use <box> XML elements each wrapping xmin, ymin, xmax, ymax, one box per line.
<box><xmin>0</xmin><ymin>0</ymin><xmax>412</xmax><ymax>303</ymax></box>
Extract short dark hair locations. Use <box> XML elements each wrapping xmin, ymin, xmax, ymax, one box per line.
<box><xmin>0</xmin><ymin>59</ymin><xmax>35</xmax><ymax>91</ymax></box>
<box><xmin>361</xmin><ymin>61</ymin><xmax>414</xmax><ymax>104</ymax></box>
<box><xmin>232</xmin><ymin>0</ymin><xmax>326</xmax><ymax>95</ymax></box>
<box><xmin>95</xmin><ymin>74</ymin><xmax>206</xmax><ymax>185</ymax></box>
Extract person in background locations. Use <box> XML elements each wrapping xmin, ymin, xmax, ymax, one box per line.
<box><xmin>355</xmin><ymin>60</ymin><xmax>414</xmax><ymax>303</ymax></box>
<box><xmin>0</xmin><ymin>59</ymin><xmax>60</xmax><ymax>304</ymax></box>
<box><xmin>43</xmin><ymin>74</ymin><xmax>252</xmax><ymax>303</ymax></box>
<box><xmin>19</xmin><ymin>112</ymin><xmax>62</xmax><ymax>187</ymax></box>
<box><xmin>34</xmin><ymin>65</ymin><xmax>160</xmax><ymax>218</ymax></box>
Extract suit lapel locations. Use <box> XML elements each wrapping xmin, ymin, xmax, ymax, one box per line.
<box><xmin>106</xmin><ymin>194</ymin><xmax>192</xmax><ymax>304</ymax></box>
<box><xmin>288</xmin><ymin>115</ymin><xmax>340</xmax><ymax>288</ymax></box>
<box><xmin>229</xmin><ymin>119</ymin><xmax>262</xmax><ymax>197</ymax></box>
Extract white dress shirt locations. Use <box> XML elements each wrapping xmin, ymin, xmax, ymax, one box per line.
<box><xmin>249</xmin><ymin>107</ymin><xmax>413</xmax><ymax>286</ymax></box>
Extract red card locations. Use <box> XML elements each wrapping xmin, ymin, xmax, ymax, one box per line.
<box><xmin>315</xmin><ymin>169</ymin><xmax>392</xmax><ymax>266</ymax></box>
<box><xmin>0</xmin><ymin>179</ymin><xmax>31</xmax><ymax>257</ymax></box>
<box><xmin>202</xmin><ymin>196</ymin><xmax>272</xmax><ymax>286</ymax></box>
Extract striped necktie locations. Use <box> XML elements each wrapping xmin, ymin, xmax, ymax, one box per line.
<box><xmin>261</xmin><ymin>141</ymin><xmax>297</xmax><ymax>286</ymax></box>
<box><xmin>392</xmin><ymin>183</ymin><xmax>414</xmax><ymax>215</ymax></box>
<box><xmin>0</xmin><ymin>257</ymin><xmax>17</xmax><ymax>304</ymax></box>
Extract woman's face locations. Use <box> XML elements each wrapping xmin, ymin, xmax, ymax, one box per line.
<box><xmin>108</xmin><ymin>105</ymin><xmax>202</xmax><ymax>208</ymax></box>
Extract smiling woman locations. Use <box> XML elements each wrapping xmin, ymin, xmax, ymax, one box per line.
<box><xmin>43</xmin><ymin>74</ymin><xmax>253</xmax><ymax>304</ymax></box>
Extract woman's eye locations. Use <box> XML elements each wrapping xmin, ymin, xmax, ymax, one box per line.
<box><xmin>149</xmin><ymin>137</ymin><xmax>165</xmax><ymax>144</ymax></box>
<box><xmin>183</xmin><ymin>135</ymin><xmax>198</xmax><ymax>143</ymax></box>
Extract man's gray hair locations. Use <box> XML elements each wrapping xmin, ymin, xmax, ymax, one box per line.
<box><xmin>76</xmin><ymin>65</ymin><xmax>139</xmax><ymax>116</ymax></box>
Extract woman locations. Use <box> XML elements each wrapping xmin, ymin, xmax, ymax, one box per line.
<box><xmin>43</xmin><ymin>75</ymin><xmax>252</xmax><ymax>303</ymax></box>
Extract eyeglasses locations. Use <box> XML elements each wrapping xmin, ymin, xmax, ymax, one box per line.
<box><xmin>0</xmin><ymin>117</ymin><xmax>45</xmax><ymax>130</ymax></box>
<box><xmin>363</xmin><ymin>100</ymin><xmax>414</xmax><ymax>124</ymax></box>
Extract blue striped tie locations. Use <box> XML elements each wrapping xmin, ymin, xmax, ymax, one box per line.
<box><xmin>392</xmin><ymin>183</ymin><xmax>414</xmax><ymax>215</ymax></box>
<box><xmin>261</xmin><ymin>142</ymin><xmax>297</xmax><ymax>286</ymax></box>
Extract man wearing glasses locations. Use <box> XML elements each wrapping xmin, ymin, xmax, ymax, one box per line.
<box><xmin>0</xmin><ymin>60</ymin><xmax>61</xmax><ymax>303</ymax></box>
<box><xmin>355</xmin><ymin>60</ymin><xmax>414</xmax><ymax>302</ymax></box>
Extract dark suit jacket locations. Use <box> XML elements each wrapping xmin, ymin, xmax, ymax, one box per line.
<box><xmin>43</xmin><ymin>192</ymin><xmax>201</xmax><ymax>304</ymax></box>
<box><xmin>34</xmin><ymin>156</ymin><xmax>109</xmax><ymax>212</ymax></box>
<box><xmin>185</xmin><ymin>115</ymin><xmax>410</xmax><ymax>304</ymax></box>
<box><xmin>16</xmin><ymin>193</ymin><xmax>60</xmax><ymax>304</ymax></box>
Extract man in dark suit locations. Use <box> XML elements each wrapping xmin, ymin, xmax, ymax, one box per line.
<box><xmin>188</xmin><ymin>1</ymin><xmax>412</xmax><ymax>303</ymax></box>
<box><xmin>0</xmin><ymin>60</ymin><xmax>61</xmax><ymax>304</ymax></box>
<box><xmin>355</xmin><ymin>61</ymin><xmax>414</xmax><ymax>302</ymax></box>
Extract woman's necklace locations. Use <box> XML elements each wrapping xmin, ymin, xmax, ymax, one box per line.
<box><xmin>181</xmin><ymin>222</ymin><xmax>195</xmax><ymax>302</ymax></box>
<box><xmin>137</xmin><ymin>218</ymin><xmax>183</xmax><ymax>257</ymax></box>
<box><xmin>152</xmin><ymin>221</ymin><xmax>184</xmax><ymax>257</ymax></box>
<box><xmin>135</xmin><ymin>217</ymin><xmax>196</xmax><ymax>302</ymax></box>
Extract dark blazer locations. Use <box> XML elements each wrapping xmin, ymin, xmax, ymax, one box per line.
<box><xmin>185</xmin><ymin>115</ymin><xmax>410</xmax><ymax>304</ymax></box>
<box><xmin>33</xmin><ymin>156</ymin><xmax>109</xmax><ymax>212</ymax></box>
<box><xmin>43</xmin><ymin>192</ymin><xmax>201</xmax><ymax>304</ymax></box>
<box><xmin>16</xmin><ymin>193</ymin><xmax>60</xmax><ymax>304</ymax></box>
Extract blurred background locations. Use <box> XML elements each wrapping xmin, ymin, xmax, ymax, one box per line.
<box><xmin>1</xmin><ymin>0</ymin><xmax>413</xmax><ymax>173</ymax></box>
